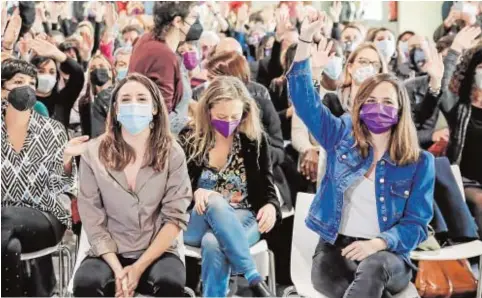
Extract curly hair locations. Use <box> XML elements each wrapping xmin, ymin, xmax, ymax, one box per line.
<box><xmin>449</xmin><ymin>40</ymin><xmax>482</xmax><ymax>101</ymax></box>
<box><xmin>152</xmin><ymin>1</ymin><xmax>196</xmax><ymax>41</ymax></box>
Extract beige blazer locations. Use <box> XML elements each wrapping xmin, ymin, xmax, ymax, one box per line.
<box><xmin>78</xmin><ymin>137</ymin><xmax>192</xmax><ymax>258</ymax></box>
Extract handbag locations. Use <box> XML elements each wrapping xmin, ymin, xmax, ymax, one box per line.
<box><xmin>416</xmin><ymin>260</ymin><xmax>477</xmax><ymax>297</ymax></box>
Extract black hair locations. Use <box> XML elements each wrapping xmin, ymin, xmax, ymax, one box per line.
<box><xmin>122</xmin><ymin>25</ymin><xmax>143</xmax><ymax>36</ymax></box>
<box><xmin>249</xmin><ymin>11</ymin><xmax>264</xmax><ymax>24</ymax></box>
<box><xmin>30</xmin><ymin>56</ymin><xmax>60</xmax><ymax>88</ymax></box>
<box><xmin>459</xmin><ymin>48</ymin><xmax>482</xmax><ymax>103</ymax></box>
<box><xmin>397</xmin><ymin>30</ymin><xmax>415</xmax><ymax>43</ymax></box>
<box><xmin>152</xmin><ymin>1</ymin><xmax>196</xmax><ymax>40</ymax></box>
<box><xmin>1</xmin><ymin>59</ymin><xmax>37</xmax><ymax>87</ymax></box>
<box><xmin>436</xmin><ymin>35</ymin><xmax>455</xmax><ymax>53</ymax></box>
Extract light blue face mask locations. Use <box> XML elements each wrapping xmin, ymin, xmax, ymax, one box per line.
<box><xmin>117</xmin><ymin>103</ymin><xmax>153</xmax><ymax>135</ymax></box>
<box><xmin>375</xmin><ymin>39</ymin><xmax>396</xmax><ymax>59</ymax></box>
<box><xmin>323</xmin><ymin>56</ymin><xmax>344</xmax><ymax>80</ymax></box>
<box><xmin>116</xmin><ymin>68</ymin><xmax>128</xmax><ymax>81</ymax></box>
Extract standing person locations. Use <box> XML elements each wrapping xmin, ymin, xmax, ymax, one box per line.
<box><xmin>1</xmin><ymin>59</ymin><xmax>83</xmax><ymax>297</ymax></box>
<box><xmin>179</xmin><ymin>76</ymin><xmax>280</xmax><ymax>297</ymax></box>
<box><xmin>73</xmin><ymin>74</ymin><xmax>192</xmax><ymax>297</ymax></box>
<box><xmin>288</xmin><ymin>14</ymin><xmax>436</xmax><ymax>298</ymax></box>
<box><xmin>129</xmin><ymin>1</ymin><xmax>202</xmax><ymax>114</ymax></box>
<box><xmin>29</xmin><ymin>38</ymin><xmax>85</xmax><ymax>128</ymax></box>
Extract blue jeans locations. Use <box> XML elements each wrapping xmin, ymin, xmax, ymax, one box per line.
<box><xmin>184</xmin><ymin>194</ymin><xmax>261</xmax><ymax>297</ymax></box>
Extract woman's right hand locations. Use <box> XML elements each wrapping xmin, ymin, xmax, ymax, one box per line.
<box><xmin>299</xmin><ymin>10</ymin><xmax>326</xmax><ymax>42</ymax></box>
<box><xmin>311</xmin><ymin>37</ymin><xmax>334</xmax><ymax>70</ymax></box>
<box><xmin>194</xmin><ymin>188</ymin><xmax>217</xmax><ymax>215</ymax></box>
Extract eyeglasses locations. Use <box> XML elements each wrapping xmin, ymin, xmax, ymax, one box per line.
<box><xmin>355</xmin><ymin>58</ymin><xmax>382</xmax><ymax>71</ymax></box>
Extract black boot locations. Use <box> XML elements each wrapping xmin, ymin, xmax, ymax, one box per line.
<box><xmin>250</xmin><ymin>280</ymin><xmax>274</xmax><ymax>297</ymax></box>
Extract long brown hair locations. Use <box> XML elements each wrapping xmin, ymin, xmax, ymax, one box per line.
<box><xmin>98</xmin><ymin>73</ymin><xmax>173</xmax><ymax>172</ymax></box>
<box><xmin>187</xmin><ymin>76</ymin><xmax>263</xmax><ymax>164</ymax></box>
<box><xmin>352</xmin><ymin>73</ymin><xmax>420</xmax><ymax>165</ymax></box>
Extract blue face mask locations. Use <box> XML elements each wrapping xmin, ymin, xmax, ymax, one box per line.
<box><xmin>116</xmin><ymin>68</ymin><xmax>128</xmax><ymax>81</ymax></box>
<box><xmin>117</xmin><ymin>103</ymin><xmax>153</xmax><ymax>135</ymax></box>
<box><xmin>323</xmin><ymin>56</ymin><xmax>344</xmax><ymax>80</ymax></box>
<box><xmin>375</xmin><ymin>39</ymin><xmax>396</xmax><ymax>59</ymax></box>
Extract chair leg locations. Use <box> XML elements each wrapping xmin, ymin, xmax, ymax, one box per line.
<box><xmin>58</xmin><ymin>248</ymin><xmax>64</xmax><ymax>296</ymax></box>
<box><xmin>61</xmin><ymin>245</ymin><xmax>72</xmax><ymax>287</ymax></box>
<box><xmin>282</xmin><ymin>285</ymin><xmax>298</xmax><ymax>297</ymax></box>
<box><xmin>268</xmin><ymin>250</ymin><xmax>277</xmax><ymax>295</ymax></box>
<box><xmin>477</xmin><ymin>256</ymin><xmax>482</xmax><ymax>298</ymax></box>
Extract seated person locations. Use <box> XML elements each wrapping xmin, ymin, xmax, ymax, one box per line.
<box><xmin>179</xmin><ymin>76</ymin><xmax>281</xmax><ymax>297</ymax></box>
<box><xmin>288</xmin><ymin>18</ymin><xmax>435</xmax><ymax>297</ymax></box>
<box><xmin>1</xmin><ymin>59</ymin><xmax>78</xmax><ymax>296</ymax></box>
<box><xmin>73</xmin><ymin>73</ymin><xmax>192</xmax><ymax>297</ymax></box>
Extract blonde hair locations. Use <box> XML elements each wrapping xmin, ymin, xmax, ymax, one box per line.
<box><xmin>187</xmin><ymin>76</ymin><xmax>263</xmax><ymax>164</ymax></box>
<box><xmin>352</xmin><ymin>73</ymin><xmax>420</xmax><ymax>166</ymax></box>
<box><xmin>341</xmin><ymin>42</ymin><xmax>388</xmax><ymax>109</ymax></box>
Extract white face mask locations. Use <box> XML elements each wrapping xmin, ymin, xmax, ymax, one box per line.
<box><xmin>475</xmin><ymin>69</ymin><xmax>482</xmax><ymax>89</ymax></box>
<box><xmin>324</xmin><ymin>56</ymin><xmax>344</xmax><ymax>80</ymax></box>
<box><xmin>352</xmin><ymin>65</ymin><xmax>377</xmax><ymax>85</ymax></box>
<box><xmin>375</xmin><ymin>39</ymin><xmax>396</xmax><ymax>60</ymax></box>
<box><xmin>37</xmin><ymin>74</ymin><xmax>57</xmax><ymax>93</ymax></box>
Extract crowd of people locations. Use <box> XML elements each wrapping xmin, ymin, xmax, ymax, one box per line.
<box><xmin>1</xmin><ymin>1</ymin><xmax>482</xmax><ymax>297</ymax></box>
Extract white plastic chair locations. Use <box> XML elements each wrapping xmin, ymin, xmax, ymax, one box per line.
<box><xmin>283</xmin><ymin>193</ymin><xmax>419</xmax><ymax>298</ymax></box>
<box><xmin>21</xmin><ymin>242</ymin><xmax>72</xmax><ymax>296</ymax></box>
<box><xmin>184</xmin><ymin>239</ymin><xmax>277</xmax><ymax>295</ymax></box>
<box><xmin>67</xmin><ymin>228</ymin><xmax>195</xmax><ymax>297</ymax></box>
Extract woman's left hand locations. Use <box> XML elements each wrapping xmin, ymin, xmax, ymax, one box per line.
<box><xmin>63</xmin><ymin>135</ymin><xmax>90</xmax><ymax>165</ymax></box>
<box><xmin>124</xmin><ymin>264</ymin><xmax>144</xmax><ymax>294</ymax></box>
<box><xmin>341</xmin><ymin>239</ymin><xmax>388</xmax><ymax>261</ymax></box>
<box><xmin>257</xmin><ymin>204</ymin><xmax>277</xmax><ymax>233</ymax></box>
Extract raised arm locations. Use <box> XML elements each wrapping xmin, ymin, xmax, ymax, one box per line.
<box><xmin>287</xmin><ymin>13</ymin><xmax>346</xmax><ymax>151</ymax></box>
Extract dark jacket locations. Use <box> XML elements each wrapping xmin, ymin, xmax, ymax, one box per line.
<box><xmin>256</xmin><ymin>40</ymin><xmax>283</xmax><ymax>90</ymax></box>
<box><xmin>179</xmin><ymin>129</ymin><xmax>282</xmax><ymax>223</ymax></box>
<box><xmin>91</xmin><ymin>87</ymin><xmax>114</xmax><ymax>138</ymax></box>
<box><xmin>18</xmin><ymin>1</ymin><xmax>35</xmax><ymax>37</ymax></box>
<box><xmin>407</xmin><ymin>49</ymin><xmax>461</xmax><ymax>151</ymax></box>
<box><xmin>193</xmin><ymin>81</ymin><xmax>292</xmax><ymax>207</ymax></box>
<box><xmin>37</xmin><ymin>58</ymin><xmax>85</xmax><ymax>128</ymax></box>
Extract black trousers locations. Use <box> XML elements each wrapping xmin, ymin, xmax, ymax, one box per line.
<box><xmin>1</xmin><ymin>206</ymin><xmax>66</xmax><ymax>297</ymax></box>
<box><xmin>311</xmin><ymin>236</ymin><xmax>412</xmax><ymax>298</ymax></box>
<box><xmin>73</xmin><ymin>253</ymin><xmax>186</xmax><ymax>297</ymax></box>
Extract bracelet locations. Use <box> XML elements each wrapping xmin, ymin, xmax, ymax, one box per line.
<box><xmin>298</xmin><ymin>37</ymin><xmax>312</xmax><ymax>44</ymax></box>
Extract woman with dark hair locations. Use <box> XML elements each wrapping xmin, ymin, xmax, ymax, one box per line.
<box><xmin>73</xmin><ymin>73</ymin><xmax>192</xmax><ymax>297</ymax></box>
<box><xmin>288</xmin><ymin>15</ymin><xmax>436</xmax><ymax>297</ymax></box>
<box><xmin>422</xmin><ymin>41</ymin><xmax>482</xmax><ymax>237</ymax></box>
<box><xmin>129</xmin><ymin>1</ymin><xmax>202</xmax><ymax>114</ymax></box>
<box><xmin>78</xmin><ymin>54</ymin><xmax>116</xmax><ymax>138</ymax></box>
<box><xmin>29</xmin><ymin>38</ymin><xmax>85</xmax><ymax>128</ymax></box>
<box><xmin>1</xmin><ymin>58</ymin><xmax>82</xmax><ymax>296</ymax></box>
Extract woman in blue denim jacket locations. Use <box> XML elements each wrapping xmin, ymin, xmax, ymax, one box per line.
<box><xmin>287</xmin><ymin>14</ymin><xmax>437</xmax><ymax>298</ymax></box>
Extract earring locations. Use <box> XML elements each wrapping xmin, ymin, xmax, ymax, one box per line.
<box><xmin>149</xmin><ymin>121</ymin><xmax>154</xmax><ymax>129</ymax></box>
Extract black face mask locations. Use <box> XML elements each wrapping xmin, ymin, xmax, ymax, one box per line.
<box><xmin>409</xmin><ymin>48</ymin><xmax>427</xmax><ymax>74</ymax></box>
<box><xmin>184</xmin><ymin>18</ymin><xmax>203</xmax><ymax>42</ymax></box>
<box><xmin>6</xmin><ymin>86</ymin><xmax>37</xmax><ymax>111</ymax></box>
<box><xmin>90</xmin><ymin>68</ymin><xmax>110</xmax><ymax>86</ymax></box>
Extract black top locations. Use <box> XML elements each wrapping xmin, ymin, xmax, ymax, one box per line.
<box><xmin>179</xmin><ymin>129</ymin><xmax>282</xmax><ymax>223</ymax></box>
<box><xmin>460</xmin><ymin>105</ymin><xmax>482</xmax><ymax>184</ymax></box>
<box><xmin>322</xmin><ymin>93</ymin><xmax>346</xmax><ymax>118</ymax></box>
<box><xmin>37</xmin><ymin>58</ymin><xmax>85</xmax><ymax>128</ymax></box>
<box><xmin>91</xmin><ymin>87</ymin><xmax>114</xmax><ymax>138</ymax></box>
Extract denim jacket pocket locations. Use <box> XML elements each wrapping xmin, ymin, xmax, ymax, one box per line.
<box><xmin>389</xmin><ymin>180</ymin><xmax>413</xmax><ymax>220</ymax></box>
<box><xmin>336</xmin><ymin>146</ymin><xmax>362</xmax><ymax>169</ymax></box>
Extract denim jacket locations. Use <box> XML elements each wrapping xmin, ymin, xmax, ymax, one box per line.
<box><xmin>287</xmin><ymin>59</ymin><xmax>435</xmax><ymax>267</ymax></box>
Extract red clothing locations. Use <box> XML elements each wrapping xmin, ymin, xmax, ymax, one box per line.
<box><xmin>128</xmin><ymin>32</ymin><xmax>183</xmax><ymax>113</ymax></box>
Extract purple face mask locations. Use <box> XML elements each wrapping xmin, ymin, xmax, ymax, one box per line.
<box><xmin>360</xmin><ymin>103</ymin><xmax>399</xmax><ymax>134</ymax></box>
<box><xmin>211</xmin><ymin>119</ymin><xmax>241</xmax><ymax>138</ymax></box>
<box><xmin>183</xmin><ymin>51</ymin><xmax>199</xmax><ymax>71</ymax></box>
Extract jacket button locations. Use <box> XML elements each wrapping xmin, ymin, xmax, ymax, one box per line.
<box><xmin>383</xmin><ymin>217</ymin><xmax>387</xmax><ymax>222</ymax></box>
<box><xmin>380</xmin><ymin>178</ymin><xmax>385</xmax><ymax>184</ymax></box>
<box><xmin>380</xmin><ymin>197</ymin><xmax>385</xmax><ymax>202</ymax></box>
<box><xmin>380</xmin><ymin>160</ymin><xmax>385</xmax><ymax>166</ymax></box>
<box><xmin>342</xmin><ymin>154</ymin><xmax>347</xmax><ymax>159</ymax></box>
<box><xmin>404</xmin><ymin>190</ymin><xmax>410</xmax><ymax>197</ymax></box>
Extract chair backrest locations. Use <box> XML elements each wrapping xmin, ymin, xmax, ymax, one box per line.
<box><xmin>450</xmin><ymin>165</ymin><xmax>465</xmax><ymax>202</ymax></box>
<box><xmin>290</xmin><ymin>193</ymin><xmax>324</xmax><ymax>297</ymax></box>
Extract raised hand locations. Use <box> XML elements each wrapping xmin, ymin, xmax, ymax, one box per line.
<box><xmin>329</xmin><ymin>1</ymin><xmax>342</xmax><ymax>23</ymax></box>
<box><xmin>451</xmin><ymin>26</ymin><xmax>482</xmax><ymax>53</ymax></box>
<box><xmin>311</xmin><ymin>37</ymin><xmax>334</xmax><ymax>70</ymax></box>
<box><xmin>300</xmin><ymin>10</ymin><xmax>326</xmax><ymax>42</ymax></box>
<box><xmin>36</xmin><ymin>4</ymin><xmax>47</xmax><ymax>23</ymax></box>
<box><xmin>2</xmin><ymin>14</ymin><xmax>22</xmax><ymax>51</ymax></box>
<box><xmin>49</xmin><ymin>2</ymin><xmax>61</xmax><ymax>24</ymax></box>
<box><xmin>444</xmin><ymin>7</ymin><xmax>461</xmax><ymax>29</ymax></box>
<box><xmin>421</xmin><ymin>40</ymin><xmax>444</xmax><ymax>89</ymax></box>
<box><xmin>275</xmin><ymin>8</ymin><xmax>291</xmax><ymax>40</ymax></box>
<box><xmin>29</xmin><ymin>38</ymin><xmax>65</xmax><ymax>61</ymax></box>
<box><xmin>105</xmin><ymin>3</ymin><xmax>118</xmax><ymax>29</ymax></box>
<box><xmin>1</xmin><ymin>2</ymin><xmax>7</xmax><ymax>35</ymax></box>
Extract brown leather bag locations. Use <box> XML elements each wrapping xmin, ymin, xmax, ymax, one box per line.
<box><xmin>416</xmin><ymin>260</ymin><xmax>477</xmax><ymax>298</ymax></box>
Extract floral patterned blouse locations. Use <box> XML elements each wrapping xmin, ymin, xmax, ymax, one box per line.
<box><xmin>197</xmin><ymin>134</ymin><xmax>250</xmax><ymax>209</ymax></box>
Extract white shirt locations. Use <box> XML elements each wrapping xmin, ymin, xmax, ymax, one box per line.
<box><xmin>339</xmin><ymin>177</ymin><xmax>380</xmax><ymax>239</ymax></box>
